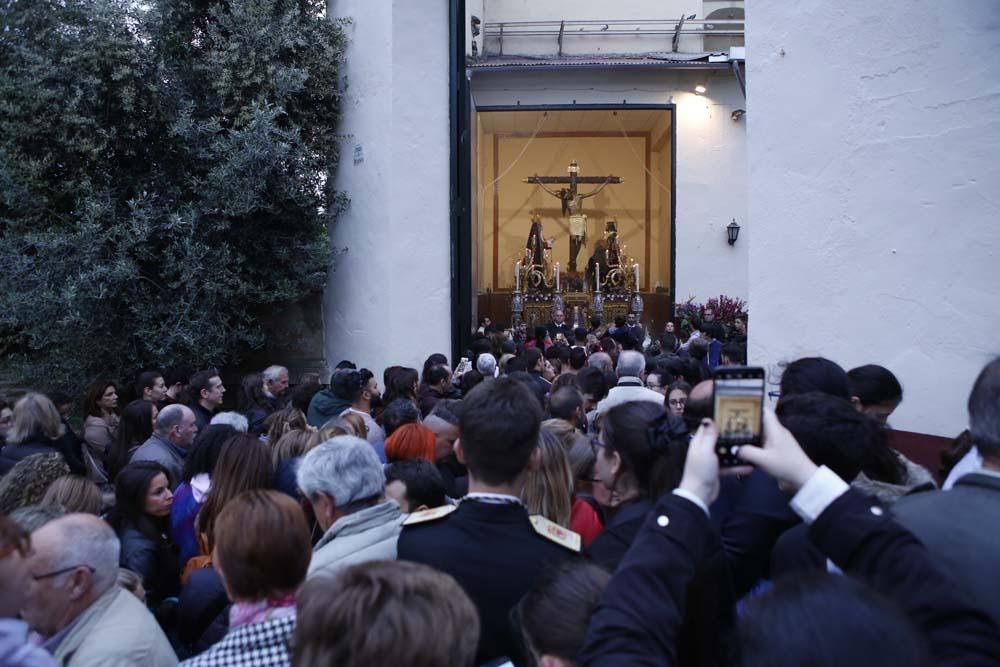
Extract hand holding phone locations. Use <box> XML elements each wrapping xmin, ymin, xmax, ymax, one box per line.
<box><xmin>712</xmin><ymin>366</ymin><xmax>765</xmax><ymax>466</ymax></box>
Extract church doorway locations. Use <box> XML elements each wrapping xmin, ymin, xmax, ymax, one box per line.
<box><xmin>471</xmin><ymin>105</ymin><xmax>675</xmax><ymax>337</ymax></box>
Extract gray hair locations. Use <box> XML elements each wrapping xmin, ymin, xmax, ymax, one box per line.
<box><xmin>428</xmin><ymin>399</ymin><xmax>460</xmax><ymax>426</ymax></box>
<box><xmin>476</xmin><ymin>354</ymin><xmax>497</xmax><ymax>377</ymax></box>
<box><xmin>210</xmin><ymin>411</ymin><xmax>249</xmax><ymax>432</ymax></box>
<box><xmin>262</xmin><ymin>365</ymin><xmax>288</xmax><ymax>383</ymax></box>
<box><xmin>588</xmin><ymin>352</ymin><xmax>613</xmax><ymax>373</ymax></box>
<box><xmin>616</xmin><ymin>351</ymin><xmax>645</xmax><ymax>378</ymax></box>
<box><xmin>297</xmin><ymin>436</ymin><xmax>385</xmax><ymax>509</ymax></box>
<box><xmin>10</xmin><ymin>504</ymin><xmax>66</xmax><ymax>532</ymax></box>
<box><xmin>48</xmin><ymin>514</ymin><xmax>121</xmax><ymax>592</ymax></box>
<box><xmin>155</xmin><ymin>404</ymin><xmax>191</xmax><ymax>435</ymax></box>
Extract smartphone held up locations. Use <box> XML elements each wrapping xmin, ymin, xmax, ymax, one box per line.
<box><xmin>712</xmin><ymin>366</ymin><xmax>765</xmax><ymax>466</ymax></box>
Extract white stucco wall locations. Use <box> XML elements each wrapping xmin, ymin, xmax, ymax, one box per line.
<box><xmin>472</xmin><ymin>68</ymin><xmax>748</xmax><ymax>304</ymax></box>
<box><xmin>746</xmin><ymin>0</ymin><xmax>1000</xmax><ymax>436</ymax></box>
<box><xmin>325</xmin><ymin>0</ymin><xmax>452</xmax><ymax>377</ymax></box>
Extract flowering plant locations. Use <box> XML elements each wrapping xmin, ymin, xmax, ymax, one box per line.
<box><xmin>674</xmin><ymin>295</ymin><xmax>748</xmax><ymax>333</ymax></box>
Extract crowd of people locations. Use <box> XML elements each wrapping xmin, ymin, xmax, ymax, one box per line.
<box><xmin>0</xmin><ymin>311</ymin><xmax>998</xmax><ymax>666</ymax></box>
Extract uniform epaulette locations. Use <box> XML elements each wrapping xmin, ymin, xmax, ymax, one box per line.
<box><xmin>403</xmin><ymin>504</ymin><xmax>457</xmax><ymax>526</ymax></box>
<box><xmin>529</xmin><ymin>515</ymin><xmax>582</xmax><ymax>552</ymax></box>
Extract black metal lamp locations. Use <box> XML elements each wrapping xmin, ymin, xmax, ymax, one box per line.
<box><xmin>727</xmin><ymin>218</ymin><xmax>740</xmax><ymax>246</ymax></box>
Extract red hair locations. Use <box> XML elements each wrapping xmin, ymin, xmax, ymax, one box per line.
<box><xmin>384</xmin><ymin>423</ymin><xmax>436</xmax><ymax>463</ymax></box>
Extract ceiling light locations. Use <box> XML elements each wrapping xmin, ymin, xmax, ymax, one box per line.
<box><xmin>695</xmin><ymin>83</ymin><xmax>707</xmax><ymax>94</ymax></box>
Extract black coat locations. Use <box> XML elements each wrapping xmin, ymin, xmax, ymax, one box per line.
<box><xmin>118</xmin><ymin>525</ymin><xmax>181</xmax><ymax>607</ymax></box>
<box><xmin>397</xmin><ymin>500</ymin><xmax>577</xmax><ymax>666</ymax></box>
<box><xmin>176</xmin><ymin>566</ymin><xmax>230</xmax><ymax>660</ymax></box>
<box><xmin>581</xmin><ymin>488</ymin><xmax>1000</xmax><ymax>666</ymax></box>
<box><xmin>587</xmin><ymin>498</ymin><xmax>735</xmax><ymax>667</ymax></box>
<box><xmin>0</xmin><ymin>431</ymin><xmax>86</xmax><ymax>477</ymax></box>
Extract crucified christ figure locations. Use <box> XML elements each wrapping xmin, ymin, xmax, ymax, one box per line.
<box><xmin>523</xmin><ymin>160</ymin><xmax>623</xmax><ymax>272</ymax></box>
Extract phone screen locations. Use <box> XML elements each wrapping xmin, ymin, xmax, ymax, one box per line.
<box><xmin>713</xmin><ymin>367</ymin><xmax>765</xmax><ymax>464</ymax></box>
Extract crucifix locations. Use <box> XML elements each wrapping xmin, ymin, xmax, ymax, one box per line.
<box><xmin>523</xmin><ymin>160</ymin><xmax>624</xmax><ymax>272</ymax></box>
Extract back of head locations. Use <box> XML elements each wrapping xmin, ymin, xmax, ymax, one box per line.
<box><xmin>780</xmin><ymin>357</ymin><xmax>850</xmax><ymax>400</ymax></box>
<box><xmin>683</xmin><ymin>380</ymin><xmax>714</xmax><ymax>433</ymax></box>
<box><xmin>548</xmin><ymin>388</ymin><xmax>583</xmax><ymax>423</ymax></box>
<box><xmin>155</xmin><ymin>403</ymin><xmax>188</xmax><ymax>435</ymax></box>
<box><xmin>602</xmin><ymin>401</ymin><xmax>686</xmax><ymax>499</ymax></box>
<box><xmin>588</xmin><ymin>352</ymin><xmax>613</xmax><ymax>374</ymax></box>
<box><xmin>210</xmin><ymin>411</ymin><xmax>248</xmax><ymax>432</ymax></box>
<box><xmin>9</xmin><ymin>503</ymin><xmax>66</xmax><ymax>532</ymax></box>
<box><xmin>576</xmin><ymin>367</ymin><xmax>610</xmax><ymax>404</ymax></box>
<box><xmin>968</xmin><ymin>357</ymin><xmax>1000</xmax><ymax>461</ymax></box>
<box><xmin>384</xmin><ymin>423</ymin><xmax>436</xmax><ymax>463</ymax></box>
<box><xmin>297</xmin><ymin>436</ymin><xmax>385</xmax><ymax>508</ymax></box>
<box><xmin>459</xmin><ymin>378</ymin><xmax>542</xmax><ymax>486</ymax></box>
<box><xmin>704</xmin><ymin>322</ymin><xmax>725</xmax><ymax>340</ymax></box>
<box><xmin>520</xmin><ymin>429</ymin><xmax>574</xmax><ymax>526</ymax></box>
<box><xmin>476</xmin><ymin>354</ymin><xmax>497</xmax><ymax>377</ymax></box>
<box><xmin>10</xmin><ymin>392</ymin><xmax>64</xmax><ymax>444</ymax></box>
<box><xmin>0</xmin><ymin>452</ymin><xmax>71</xmax><ymax>515</ymax></box>
<box><xmin>335</xmin><ymin>360</ymin><xmax>358</xmax><ymax>371</ymax></box>
<box><xmin>459</xmin><ymin>370</ymin><xmax>485</xmax><ymax>396</ymax></box>
<box><xmin>739</xmin><ymin>573</ymin><xmax>930</xmax><ymax>667</ymax></box>
<box><xmin>569</xmin><ymin>346</ymin><xmax>587</xmax><ymax>370</ymax></box>
<box><xmin>197</xmin><ymin>434</ymin><xmax>274</xmax><ymax>546</ymax></box>
<box><xmin>293</xmin><ymin>561</ymin><xmax>479</xmax><ymax>667</ymax></box>
<box><xmin>517</xmin><ymin>561</ymin><xmax>611</xmax><ymax>663</ymax></box>
<box><xmin>776</xmin><ymin>393</ymin><xmax>882</xmax><ymax>481</ymax></box>
<box><xmin>847</xmin><ymin>365</ymin><xmax>903</xmax><ymax>407</ymax></box>
<box><xmin>214</xmin><ymin>490</ymin><xmax>311</xmax><ymax>602</ymax></box>
<box><xmin>41</xmin><ymin>476</ymin><xmax>102</xmax><ymax>515</ymax></box>
<box><xmin>616</xmin><ymin>350</ymin><xmax>645</xmax><ymax>378</ymax></box>
<box><xmin>183</xmin><ymin>424</ymin><xmax>237</xmax><ymax>481</ymax></box>
<box><xmin>384</xmin><ymin>460</ymin><xmax>447</xmax><ymax>510</ymax></box>
<box><xmin>381</xmin><ymin>399</ymin><xmax>421</xmax><ymax>438</ymax></box>
<box><xmin>330</xmin><ymin>369</ymin><xmax>365</xmax><ymax>403</ymax></box>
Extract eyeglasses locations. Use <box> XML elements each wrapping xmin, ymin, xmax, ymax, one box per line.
<box><xmin>31</xmin><ymin>564</ymin><xmax>94</xmax><ymax>581</ymax></box>
<box><xmin>668</xmin><ymin>398</ymin><xmax>687</xmax><ymax>407</ymax></box>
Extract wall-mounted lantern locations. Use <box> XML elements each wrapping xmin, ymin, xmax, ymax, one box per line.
<box><xmin>727</xmin><ymin>218</ymin><xmax>741</xmax><ymax>246</ymax></box>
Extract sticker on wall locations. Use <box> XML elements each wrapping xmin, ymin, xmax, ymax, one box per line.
<box><xmin>354</xmin><ymin>144</ymin><xmax>364</xmax><ymax>165</ymax></box>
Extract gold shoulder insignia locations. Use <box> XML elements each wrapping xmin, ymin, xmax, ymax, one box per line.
<box><xmin>403</xmin><ymin>504</ymin><xmax>457</xmax><ymax>526</ymax></box>
<box><xmin>529</xmin><ymin>515</ymin><xmax>582</xmax><ymax>552</ymax></box>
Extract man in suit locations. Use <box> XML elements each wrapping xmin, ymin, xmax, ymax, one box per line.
<box><xmin>892</xmin><ymin>357</ymin><xmax>1000</xmax><ymax>623</ymax></box>
<box><xmin>546</xmin><ymin>308</ymin><xmax>572</xmax><ymax>342</ymax></box>
<box><xmin>397</xmin><ymin>377</ymin><xmax>578</xmax><ymax>665</ymax></box>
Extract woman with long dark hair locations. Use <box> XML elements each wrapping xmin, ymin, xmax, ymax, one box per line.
<box><xmin>107</xmin><ymin>461</ymin><xmax>180</xmax><ymax>607</ymax></box>
<box><xmin>238</xmin><ymin>373</ymin><xmax>271</xmax><ymax>436</ymax></box>
<box><xmin>104</xmin><ymin>400</ymin><xmax>157</xmax><ymax>481</ymax></box>
<box><xmin>382</xmin><ymin>366</ymin><xmax>419</xmax><ymax>408</ymax></box>
<box><xmin>82</xmin><ymin>379</ymin><xmax>120</xmax><ymax>484</ymax></box>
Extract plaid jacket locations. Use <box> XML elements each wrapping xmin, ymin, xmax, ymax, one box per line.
<box><xmin>179</xmin><ymin>615</ymin><xmax>294</xmax><ymax>667</ymax></box>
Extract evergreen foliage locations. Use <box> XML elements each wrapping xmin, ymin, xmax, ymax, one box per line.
<box><xmin>0</xmin><ymin>0</ymin><xmax>346</xmax><ymax>392</ymax></box>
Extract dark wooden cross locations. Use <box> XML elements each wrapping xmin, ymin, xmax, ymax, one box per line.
<box><xmin>523</xmin><ymin>161</ymin><xmax>624</xmax><ymax>272</ymax></box>
<box><xmin>522</xmin><ymin>160</ymin><xmax>623</xmax><ymax>216</ymax></box>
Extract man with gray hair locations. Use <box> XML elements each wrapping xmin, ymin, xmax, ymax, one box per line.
<box><xmin>593</xmin><ymin>350</ymin><xmax>665</xmax><ymax>423</ymax></box>
<box><xmin>21</xmin><ymin>514</ymin><xmax>176</xmax><ymax>665</ymax></box>
<box><xmin>262</xmin><ymin>364</ymin><xmax>289</xmax><ymax>409</ymax></box>
<box><xmin>209</xmin><ymin>411</ymin><xmax>249</xmax><ymax>432</ymax></box>
<box><xmin>298</xmin><ymin>436</ymin><xmax>406</xmax><ymax>579</ymax></box>
<box><xmin>131</xmin><ymin>404</ymin><xmax>197</xmax><ymax>489</ymax></box>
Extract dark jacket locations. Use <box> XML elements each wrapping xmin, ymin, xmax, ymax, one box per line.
<box><xmin>891</xmin><ymin>471</ymin><xmax>1000</xmax><ymax>623</ymax></box>
<box><xmin>581</xmin><ymin>488</ymin><xmax>1000</xmax><ymax>666</ymax></box>
<box><xmin>586</xmin><ymin>498</ymin><xmax>735</xmax><ymax>667</ymax></box>
<box><xmin>189</xmin><ymin>403</ymin><xmax>215</xmax><ymax>432</ymax></box>
<box><xmin>398</xmin><ymin>500</ymin><xmax>577</xmax><ymax>665</ymax></box>
<box><xmin>307</xmin><ymin>389</ymin><xmax>351</xmax><ymax>428</ymax></box>
<box><xmin>176</xmin><ymin>566</ymin><xmax>229</xmax><ymax>659</ymax></box>
<box><xmin>416</xmin><ymin>383</ymin><xmax>443</xmax><ymax>419</ymax></box>
<box><xmin>118</xmin><ymin>525</ymin><xmax>181</xmax><ymax>608</ymax></box>
<box><xmin>0</xmin><ymin>431</ymin><xmax>86</xmax><ymax>477</ymax></box>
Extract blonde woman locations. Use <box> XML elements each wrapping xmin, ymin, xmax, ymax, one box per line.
<box><xmin>520</xmin><ymin>429</ymin><xmax>575</xmax><ymax>529</ymax></box>
<box><xmin>271</xmin><ymin>429</ymin><xmax>321</xmax><ymax>469</ymax></box>
<box><xmin>0</xmin><ymin>393</ymin><xmax>85</xmax><ymax>476</ymax></box>
<box><xmin>41</xmin><ymin>474</ymin><xmax>103</xmax><ymax>514</ymax></box>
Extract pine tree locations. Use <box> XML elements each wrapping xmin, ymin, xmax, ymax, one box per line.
<box><xmin>0</xmin><ymin>0</ymin><xmax>346</xmax><ymax>391</ymax></box>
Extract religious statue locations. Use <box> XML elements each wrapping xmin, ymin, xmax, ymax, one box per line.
<box><xmin>587</xmin><ymin>239</ymin><xmax>609</xmax><ymax>291</ymax></box>
<box><xmin>525</xmin><ymin>215</ymin><xmax>544</xmax><ymax>268</ymax></box>
<box><xmin>523</xmin><ymin>161</ymin><xmax>624</xmax><ymax>273</ymax></box>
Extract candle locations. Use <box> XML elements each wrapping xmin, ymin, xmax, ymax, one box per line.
<box><xmin>595</xmin><ymin>262</ymin><xmax>600</xmax><ymax>290</ymax></box>
<box><xmin>515</xmin><ymin>261</ymin><xmax>521</xmax><ymax>291</ymax></box>
<box><xmin>635</xmin><ymin>263</ymin><xmax>640</xmax><ymax>289</ymax></box>
<box><xmin>555</xmin><ymin>262</ymin><xmax>560</xmax><ymax>292</ymax></box>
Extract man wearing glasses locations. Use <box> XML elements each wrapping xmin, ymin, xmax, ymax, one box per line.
<box><xmin>20</xmin><ymin>514</ymin><xmax>176</xmax><ymax>665</ymax></box>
